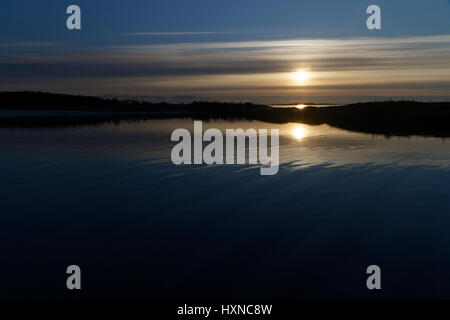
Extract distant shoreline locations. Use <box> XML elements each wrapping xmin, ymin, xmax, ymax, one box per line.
<box><xmin>1</xmin><ymin>92</ymin><xmax>450</xmax><ymax>137</ymax></box>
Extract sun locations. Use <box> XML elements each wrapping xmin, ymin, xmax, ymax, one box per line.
<box><xmin>292</xmin><ymin>70</ymin><xmax>310</xmax><ymax>84</ymax></box>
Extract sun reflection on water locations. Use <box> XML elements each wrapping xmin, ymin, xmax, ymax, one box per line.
<box><xmin>292</xmin><ymin>125</ymin><xmax>307</xmax><ymax>140</ymax></box>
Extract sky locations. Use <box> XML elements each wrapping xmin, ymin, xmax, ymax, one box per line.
<box><xmin>1</xmin><ymin>0</ymin><xmax>450</xmax><ymax>103</ymax></box>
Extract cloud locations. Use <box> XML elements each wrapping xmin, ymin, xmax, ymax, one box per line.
<box><xmin>121</xmin><ymin>31</ymin><xmax>245</xmax><ymax>36</ymax></box>
<box><xmin>0</xmin><ymin>42</ymin><xmax>57</xmax><ymax>48</ymax></box>
<box><xmin>3</xmin><ymin>35</ymin><xmax>450</xmax><ymax>76</ymax></box>
<box><xmin>1</xmin><ymin>35</ymin><xmax>450</xmax><ymax>97</ymax></box>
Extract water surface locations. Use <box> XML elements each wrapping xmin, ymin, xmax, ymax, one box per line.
<box><xmin>1</xmin><ymin>118</ymin><xmax>450</xmax><ymax>299</ymax></box>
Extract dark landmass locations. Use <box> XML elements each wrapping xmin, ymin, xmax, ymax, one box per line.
<box><xmin>1</xmin><ymin>91</ymin><xmax>450</xmax><ymax>137</ymax></box>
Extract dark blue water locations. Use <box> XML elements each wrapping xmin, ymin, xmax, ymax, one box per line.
<box><xmin>1</xmin><ymin>119</ymin><xmax>450</xmax><ymax>299</ymax></box>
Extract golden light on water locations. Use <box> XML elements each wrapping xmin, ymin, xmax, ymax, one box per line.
<box><xmin>292</xmin><ymin>125</ymin><xmax>307</xmax><ymax>140</ymax></box>
<box><xmin>292</xmin><ymin>69</ymin><xmax>310</xmax><ymax>85</ymax></box>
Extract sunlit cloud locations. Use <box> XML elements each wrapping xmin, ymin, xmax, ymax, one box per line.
<box><xmin>1</xmin><ymin>35</ymin><xmax>450</xmax><ymax>100</ymax></box>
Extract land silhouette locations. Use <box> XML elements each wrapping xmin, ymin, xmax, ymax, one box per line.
<box><xmin>1</xmin><ymin>91</ymin><xmax>450</xmax><ymax>137</ymax></box>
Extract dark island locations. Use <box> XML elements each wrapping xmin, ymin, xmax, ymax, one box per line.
<box><xmin>1</xmin><ymin>91</ymin><xmax>450</xmax><ymax>137</ymax></box>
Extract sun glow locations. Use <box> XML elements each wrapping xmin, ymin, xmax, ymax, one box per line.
<box><xmin>295</xmin><ymin>104</ymin><xmax>306</xmax><ymax>109</ymax></box>
<box><xmin>292</xmin><ymin>125</ymin><xmax>307</xmax><ymax>140</ymax></box>
<box><xmin>292</xmin><ymin>70</ymin><xmax>310</xmax><ymax>84</ymax></box>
